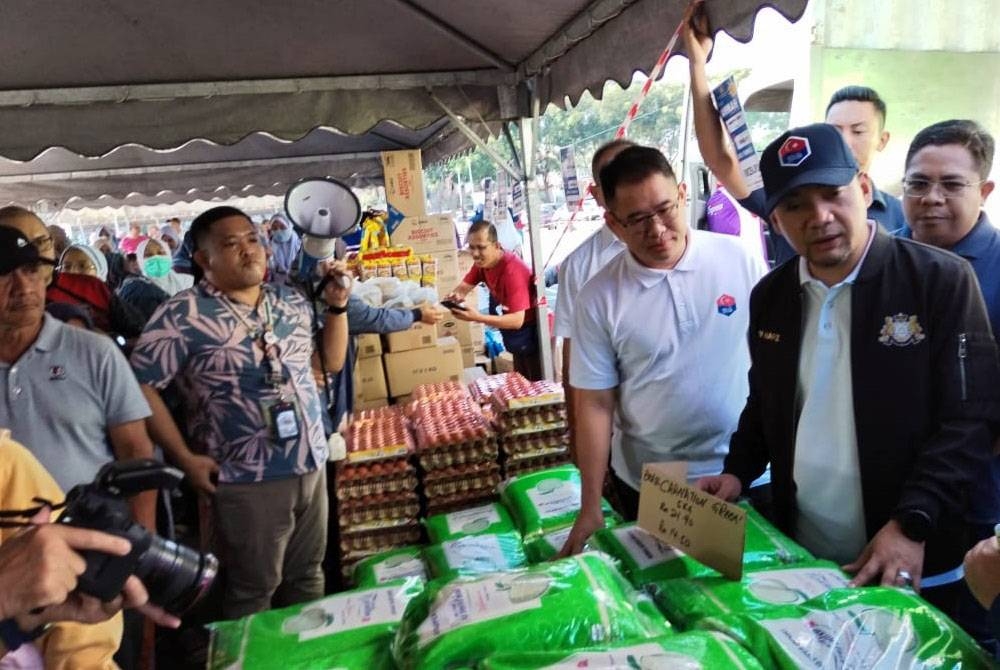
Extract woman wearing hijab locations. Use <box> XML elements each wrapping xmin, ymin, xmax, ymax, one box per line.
<box><xmin>159</xmin><ymin>225</ymin><xmax>181</xmax><ymax>255</ymax></box>
<box><xmin>268</xmin><ymin>214</ymin><xmax>301</xmax><ymax>285</ymax></box>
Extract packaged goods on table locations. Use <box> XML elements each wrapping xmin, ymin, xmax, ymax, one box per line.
<box><xmin>425</xmin><ymin>501</ymin><xmax>517</xmax><ymax>543</ymax></box>
<box><xmin>392</xmin><ymin>552</ymin><xmax>672</xmax><ymax>670</ymax></box>
<box><xmin>410</xmin><ymin>386</ymin><xmax>501</xmax><ymax>513</ymax></box>
<box><xmin>499</xmin><ymin>464</ymin><xmax>616</xmax><ymax>541</ymax></box>
<box><xmin>353</xmin><ymin>546</ymin><xmax>429</xmax><ymax>589</ymax></box>
<box><xmin>591</xmin><ymin>503</ymin><xmax>814</xmax><ymax>587</ymax></box>
<box><xmin>207</xmin><ymin>577</ymin><xmax>423</xmax><ymax>670</ymax></box>
<box><xmin>468</xmin><ymin>371</ymin><xmax>528</xmax><ymax>405</ymax></box>
<box><xmin>338</xmin><ymin>405</ymin><xmax>420</xmax><ymax>581</ymax></box>
<box><xmin>651</xmin><ymin>560</ymin><xmax>848</xmax><ymax>629</ymax></box>
<box><xmin>424</xmin><ymin>531</ymin><xmax>529</xmax><ymax>581</ymax></box>
<box><xmin>480</xmin><ymin>631</ymin><xmax>765</xmax><ymax>669</ymax></box>
<box><xmin>523</xmin><ymin>525</ymin><xmax>590</xmax><ymax>563</ymax></box>
<box><xmin>697</xmin><ymin>587</ymin><xmax>996</xmax><ymax>670</ymax></box>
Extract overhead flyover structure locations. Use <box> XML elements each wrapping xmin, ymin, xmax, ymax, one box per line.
<box><xmin>0</xmin><ymin>0</ymin><xmax>808</xmax><ymax>376</ymax></box>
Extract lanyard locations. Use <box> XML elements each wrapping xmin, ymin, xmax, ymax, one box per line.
<box><xmin>219</xmin><ymin>290</ymin><xmax>285</xmax><ymax>388</ymax></box>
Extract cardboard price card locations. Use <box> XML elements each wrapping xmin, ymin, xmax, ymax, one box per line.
<box><xmin>636</xmin><ymin>462</ymin><xmax>747</xmax><ymax>580</ymax></box>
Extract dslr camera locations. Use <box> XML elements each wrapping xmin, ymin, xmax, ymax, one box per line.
<box><xmin>57</xmin><ymin>459</ymin><xmax>218</xmax><ymax>615</ymax></box>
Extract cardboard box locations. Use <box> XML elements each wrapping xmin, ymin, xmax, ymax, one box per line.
<box><xmin>431</xmin><ymin>248</ymin><xmax>461</xmax><ymax>288</ymax></box>
<box><xmin>457</xmin><ymin>250</ymin><xmax>474</xmax><ymax>277</ymax></box>
<box><xmin>436</xmin><ymin>310</ymin><xmax>484</xmax><ymax>348</ymax></box>
<box><xmin>384</xmin><ymin>322</ymin><xmax>436</xmax><ymax>353</ymax></box>
<box><xmin>353</xmin><ymin>356</ymin><xmax>388</xmax><ymax>402</ymax></box>
<box><xmin>461</xmin><ymin>345</ymin><xmax>476</xmax><ymax>368</ymax></box>
<box><xmin>462</xmin><ymin>366</ymin><xmax>488</xmax><ymax>385</ymax></box>
<box><xmin>390</xmin><ymin>214</ymin><xmax>457</xmax><ymax>255</ymax></box>
<box><xmin>383</xmin><ymin>337</ymin><xmax>464</xmax><ymax>398</ymax></box>
<box><xmin>381</xmin><ymin>150</ymin><xmax>426</xmax><ymax>218</ymax></box>
<box><xmin>356</xmin><ymin>333</ymin><xmax>382</xmax><ymax>359</ymax></box>
<box><xmin>494</xmin><ymin>351</ymin><xmax>515</xmax><ymax>374</ymax></box>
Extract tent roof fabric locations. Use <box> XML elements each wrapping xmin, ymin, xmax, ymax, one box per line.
<box><xmin>0</xmin><ymin>0</ymin><xmax>807</xmax><ymax>207</ymax></box>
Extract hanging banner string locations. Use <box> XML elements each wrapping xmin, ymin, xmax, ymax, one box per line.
<box><xmin>542</xmin><ymin>13</ymin><xmax>687</xmax><ymax>271</ymax></box>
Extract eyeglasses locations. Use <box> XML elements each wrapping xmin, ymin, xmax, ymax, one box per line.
<box><xmin>902</xmin><ymin>178</ymin><xmax>983</xmax><ymax>199</ymax></box>
<box><xmin>31</xmin><ymin>234</ymin><xmax>54</xmax><ymax>251</ymax></box>
<box><xmin>59</xmin><ymin>261</ymin><xmax>97</xmax><ymax>275</ymax></box>
<box><xmin>615</xmin><ymin>202</ymin><xmax>680</xmax><ymax>230</ymax></box>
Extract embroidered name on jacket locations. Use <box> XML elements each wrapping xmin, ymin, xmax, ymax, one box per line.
<box><xmin>878</xmin><ymin>314</ymin><xmax>925</xmax><ymax>347</ymax></box>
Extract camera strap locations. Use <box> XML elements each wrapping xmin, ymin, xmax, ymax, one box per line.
<box><xmin>0</xmin><ymin>496</ymin><xmax>65</xmax><ymax>528</ymax></box>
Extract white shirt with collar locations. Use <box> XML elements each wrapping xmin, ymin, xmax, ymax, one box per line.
<box><xmin>571</xmin><ymin>228</ymin><xmax>767</xmax><ymax>488</ymax></box>
<box><xmin>793</xmin><ymin>222</ymin><xmax>876</xmax><ymax>564</ymax></box>
<box><xmin>554</xmin><ymin>225</ymin><xmax>626</xmax><ymax>339</ymax></box>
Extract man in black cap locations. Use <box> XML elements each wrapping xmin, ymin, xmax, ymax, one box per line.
<box><xmin>697</xmin><ymin>123</ymin><xmax>1000</xmax><ymax>621</ymax></box>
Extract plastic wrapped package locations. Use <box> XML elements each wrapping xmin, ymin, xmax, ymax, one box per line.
<box><xmin>592</xmin><ymin>504</ymin><xmax>813</xmax><ymax>587</ymax></box>
<box><xmin>523</xmin><ymin>526</ymin><xmax>578</xmax><ymax>563</ymax></box>
<box><xmin>697</xmin><ymin>587</ymin><xmax>996</xmax><ymax>670</ymax></box>
<box><xmin>353</xmin><ymin>280</ymin><xmax>384</xmax><ymax>307</ymax></box>
<box><xmin>480</xmin><ymin>631</ymin><xmax>765</xmax><ymax>669</ymax></box>
<box><xmin>207</xmin><ymin>577</ymin><xmax>423</xmax><ymax>670</ymax></box>
<box><xmin>423</xmin><ymin>531</ymin><xmax>529</xmax><ymax>581</ymax></box>
<box><xmin>353</xmin><ymin>546</ymin><xmax>429</xmax><ymax>588</ymax></box>
<box><xmin>499</xmin><ymin>464</ymin><xmax>614</xmax><ymax>540</ymax></box>
<box><xmin>392</xmin><ymin>552</ymin><xmax>672</xmax><ymax>670</ymax></box>
<box><xmin>425</xmin><ymin>502</ymin><xmax>517</xmax><ymax>543</ymax></box>
<box><xmin>651</xmin><ymin>560</ymin><xmax>848</xmax><ymax>629</ymax></box>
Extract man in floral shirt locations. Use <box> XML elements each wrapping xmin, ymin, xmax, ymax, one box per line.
<box><xmin>131</xmin><ymin>206</ymin><xmax>350</xmax><ymax>618</ymax></box>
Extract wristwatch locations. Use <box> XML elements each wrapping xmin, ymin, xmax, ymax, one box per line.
<box><xmin>895</xmin><ymin>508</ymin><xmax>932</xmax><ymax>543</ymax></box>
<box><xmin>326</xmin><ymin>303</ymin><xmax>348</xmax><ymax>315</ymax></box>
<box><xmin>0</xmin><ymin>618</ymin><xmax>50</xmax><ymax>651</ymax></box>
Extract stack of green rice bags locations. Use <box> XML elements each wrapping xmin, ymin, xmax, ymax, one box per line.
<box><xmin>207</xmin><ymin>464</ymin><xmax>994</xmax><ymax>668</ymax></box>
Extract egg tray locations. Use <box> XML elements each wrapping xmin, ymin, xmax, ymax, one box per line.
<box><xmin>334</xmin><ymin>461</ymin><xmax>419</xmax><ymax>501</ymax></box>
<box><xmin>468</xmin><ymin>372</ymin><xmax>528</xmax><ymax>404</ymax></box>
<box><xmin>337</xmin><ymin>494</ymin><xmax>421</xmax><ymax>529</ymax></box>
<box><xmin>422</xmin><ymin>465</ymin><xmax>501</xmax><ymax>499</ymax></box>
<box><xmin>503</xmin><ymin>444</ymin><xmax>570</xmax><ymax>464</ymax></box>
<box><xmin>497</xmin><ymin>419</ymin><xmax>568</xmax><ymax>438</ymax></box>
<box><xmin>499</xmin><ymin>428</ymin><xmax>569</xmax><ymax>451</ymax></box>
<box><xmin>490</xmin><ymin>379</ymin><xmax>565</xmax><ymax>414</ymax></box>
<box><xmin>425</xmin><ymin>491</ymin><xmax>500</xmax><ymax>517</ymax></box>
<box><xmin>338</xmin><ymin>520</ymin><xmax>422</xmax><ymax>549</ymax></box>
<box><xmin>335</xmin><ymin>474</ymin><xmax>420</xmax><ymax>502</ymax></box>
<box><xmin>415</xmin><ymin>432</ymin><xmax>498</xmax><ymax>455</ymax></box>
<box><xmin>416</xmin><ymin>441</ymin><xmax>499</xmax><ymax>469</ymax></box>
<box><xmin>502</xmin><ymin>452</ymin><xmax>573</xmax><ymax>479</ymax></box>
<box><xmin>409</xmin><ymin>381</ymin><xmax>471</xmax><ymax>404</ymax></box>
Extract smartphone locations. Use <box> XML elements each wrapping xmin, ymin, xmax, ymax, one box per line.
<box><xmin>440</xmin><ymin>299</ymin><xmax>467</xmax><ymax>312</ymax></box>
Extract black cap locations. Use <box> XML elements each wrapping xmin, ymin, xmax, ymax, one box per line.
<box><xmin>760</xmin><ymin>123</ymin><xmax>859</xmax><ymax>216</ymax></box>
<box><xmin>0</xmin><ymin>227</ymin><xmax>56</xmax><ymax>275</ymax></box>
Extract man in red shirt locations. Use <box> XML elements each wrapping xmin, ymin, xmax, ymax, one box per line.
<box><xmin>446</xmin><ymin>221</ymin><xmax>542</xmax><ymax>379</ymax></box>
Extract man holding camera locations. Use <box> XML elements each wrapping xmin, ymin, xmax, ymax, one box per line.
<box><xmin>132</xmin><ymin>206</ymin><xmax>351</xmax><ymax>619</ymax></box>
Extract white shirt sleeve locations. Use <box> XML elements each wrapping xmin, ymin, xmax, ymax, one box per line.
<box><xmin>553</xmin><ymin>256</ymin><xmax>579</xmax><ymax>339</ymax></box>
<box><xmin>569</xmin><ymin>282</ymin><xmax>619</xmax><ymax>390</ymax></box>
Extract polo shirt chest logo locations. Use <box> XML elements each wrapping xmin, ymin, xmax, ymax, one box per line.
<box><xmin>716</xmin><ymin>294</ymin><xmax>737</xmax><ymax>316</ymax></box>
<box><xmin>49</xmin><ymin>365</ymin><xmax>67</xmax><ymax>380</ymax></box>
<box><xmin>878</xmin><ymin>313</ymin><xmax>926</xmax><ymax>347</ymax></box>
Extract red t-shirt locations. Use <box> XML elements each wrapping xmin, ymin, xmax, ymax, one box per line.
<box><xmin>462</xmin><ymin>251</ymin><xmax>537</xmax><ymax>323</ymax></box>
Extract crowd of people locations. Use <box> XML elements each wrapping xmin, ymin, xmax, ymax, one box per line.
<box><xmin>1</xmin><ymin>8</ymin><xmax>999</xmax><ymax>667</ymax></box>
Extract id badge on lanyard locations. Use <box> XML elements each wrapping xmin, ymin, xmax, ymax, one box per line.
<box><xmin>259</xmin><ymin>300</ymin><xmax>301</xmax><ymax>442</ymax></box>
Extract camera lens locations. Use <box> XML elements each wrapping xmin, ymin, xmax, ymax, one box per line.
<box><xmin>134</xmin><ymin>536</ymin><xmax>219</xmax><ymax>615</ymax></box>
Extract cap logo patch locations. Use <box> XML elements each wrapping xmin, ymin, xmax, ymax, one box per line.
<box><xmin>778</xmin><ymin>136</ymin><xmax>811</xmax><ymax>167</ymax></box>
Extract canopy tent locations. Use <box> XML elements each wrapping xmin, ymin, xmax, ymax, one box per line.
<box><xmin>0</xmin><ymin>0</ymin><xmax>808</xmax><ymax>208</ymax></box>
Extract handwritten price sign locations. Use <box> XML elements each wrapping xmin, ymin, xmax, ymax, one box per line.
<box><xmin>636</xmin><ymin>462</ymin><xmax>747</xmax><ymax>580</ymax></box>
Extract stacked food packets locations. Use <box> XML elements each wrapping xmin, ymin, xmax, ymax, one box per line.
<box><xmin>489</xmin><ymin>376</ymin><xmax>571</xmax><ymax>478</ymax></box>
<box><xmin>336</xmin><ymin>406</ymin><xmax>421</xmax><ymax>580</ymax></box>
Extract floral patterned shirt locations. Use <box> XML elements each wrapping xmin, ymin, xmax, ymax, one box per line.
<box><xmin>131</xmin><ymin>280</ymin><xmax>327</xmax><ymax>483</ymax></box>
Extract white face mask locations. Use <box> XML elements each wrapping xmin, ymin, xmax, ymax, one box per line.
<box><xmin>273</xmin><ymin>227</ymin><xmax>294</xmax><ymax>243</ymax></box>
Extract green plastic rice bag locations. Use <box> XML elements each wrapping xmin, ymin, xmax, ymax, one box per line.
<box><xmin>591</xmin><ymin>504</ymin><xmax>813</xmax><ymax>586</ymax></box>
<box><xmin>207</xmin><ymin>577</ymin><xmax>423</xmax><ymax>670</ymax></box>
<box><xmin>353</xmin><ymin>546</ymin><xmax>428</xmax><ymax>588</ymax></box>
<box><xmin>425</xmin><ymin>502</ymin><xmax>517</xmax><ymax>544</ymax></box>
<box><xmin>698</xmin><ymin>586</ymin><xmax>996</xmax><ymax>669</ymax></box>
<box><xmin>499</xmin><ymin>464</ymin><xmax>614</xmax><ymax>540</ymax></box>
<box><xmin>424</xmin><ymin>531</ymin><xmax>528</xmax><ymax>581</ymax></box>
<box><xmin>392</xmin><ymin>552</ymin><xmax>673</xmax><ymax>670</ymax></box>
<box><xmin>651</xmin><ymin>560</ymin><xmax>848</xmax><ymax>628</ymax></box>
<box><xmin>480</xmin><ymin>631</ymin><xmax>765</xmax><ymax>669</ymax></box>
<box><xmin>524</xmin><ymin>526</ymin><xmax>576</xmax><ymax>563</ymax></box>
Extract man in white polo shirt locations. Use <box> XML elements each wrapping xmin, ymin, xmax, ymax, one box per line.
<box><xmin>559</xmin><ymin>145</ymin><xmax>766</xmax><ymax>555</ymax></box>
<box><xmin>554</xmin><ymin>138</ymin><xmax>633</xmax><ymax>457</ymax></box>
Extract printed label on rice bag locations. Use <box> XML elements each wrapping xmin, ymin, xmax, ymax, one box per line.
<box><xmin>542</xmin><ymin>527</ymin><xmax>574</xmax><ymax>552</ymax></box>
<box><xmin>746</xmin><ymin>568</ymin><xmax>848</xmax><ymax>606</ymax></box>
<box><xmin>281</xmin><ymin>584</ymin><xmax>414</xmax><ymax>642</ymax></box>
<box><xmin>759</xmin><ymin>606</ymin><xmax>926</xmax><ymax>669</ymax></box>
<box><xmin>546</xmin><ymin>644</ymin><xmax>702</xmax><ymax>669</ymax></box>
<box><xmin>372</xmin><ymin>554</ymin><xmax>427</xmax><ymax>584</ymax></box>
<box><xmin>612</xmin><ymin>525</ymin><xmax>684</xmax><ymax>569</ymax></box>
<box><xmin>417</xmin><ymin>574</ymin><xmax>550</xmax><ymax>645</ymax></box>
<box><xmin>442</xmin><ymin>534</ymin><xmax>511</xmax><ymax>572</ymax></box>
<box><xmin>445</xmin><ymin>504</ymin><xmax>502</xmax><ymax>535</ymax></box>
<box><xmin>526</xmin><ymin>478</ymin><xmax>580</xmax><ymax>520</ymax></box>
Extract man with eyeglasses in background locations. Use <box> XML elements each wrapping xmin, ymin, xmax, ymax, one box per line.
<box><xmin>0</xmin><ymin>206</ymin><xmax>56</xmax><ymax>285</ymax></box>
<box><xmin>898</xmin><ymin>119</ymin><xmax>1000</xmax><ymax>654</ymax></box>
<box><xmin>557</xmin><ymin>145</ymin><xmax>766</xmax><ymax>555</ymax></box>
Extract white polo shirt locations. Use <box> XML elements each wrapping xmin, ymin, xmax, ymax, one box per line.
<box><xmin>793</xmin><ymin>223</ymin><xmax>875</xmax><ymax>565</ymax></box>
<box><xmin>571</xmin><ymin>229</ymin><xmax>767</xmax><ymax>488</ymax></box>
<box><xmin>553</xmin><ymin>226</ymin><xmax>625</xmax><ymax>339</ymax></box>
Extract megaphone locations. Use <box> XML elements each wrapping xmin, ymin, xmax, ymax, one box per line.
<box><xmin>284</xmin><ymin>177</ymin><xmax>362</xmax><ymax>291</ymax></box>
